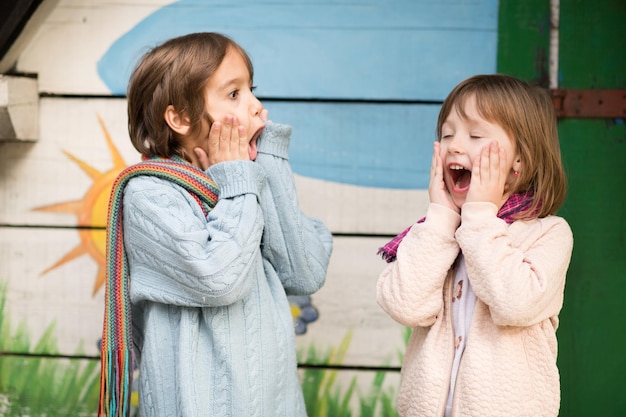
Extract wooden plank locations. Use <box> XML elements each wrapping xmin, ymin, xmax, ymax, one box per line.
<box><xmin>1</xmin><ymin>227</ymin><xmax>405</xmax><ymax>368</ymax></box>
<box><xmin>295</xmin><ymin>175</ymin><xmax>428</xmax><ymax>236</ymax></box>
<box><xmin>0</xmin><ymin>0</ymin><xmax>61</xmax><ymax>74</ymax></box>
<box><xmin>297</xmin><ymin>368</ymin><xmax>401</xmax><ymax>417</ymax></box>
<box><xmin>497</xmin><ymin>0</ymin><xmax>551</xmax><ymax>84</ymax></box>
<box><xmin>0</xmin><ymin>355</ymin><xmax>100</xmax><ymax>416</ymax></box>
<box><xmin>16</xmin><ymin>0</ymin><xmax>168</xmax><ymax>94</ymax></box>
<box><xmin>17</xmin><ymin>0</ymin><xmax>497</xmax><ymax>97</ymax></box>
<box><xmin>0</xmin><ymin>98</ymin><xmax>140</xmax><ymax>229</ymax></box>
<box><xmin>499</xmin><ymin>1</ymin><xmax>626</xmax><ymax>416</ymax></box>
<box><xmin>0</xmin><ymin>97</ymin><xmax>431</xmax><ymax>234</ymax></box>
<box><xmin>0</xmin><ymin>75</ymin><xmax>39</xmax><ymax>142</ymax></box>
<box><xmin>0</xmin><ymin>0</ymin><xmax>47</xmax><ymax>59</ymax></box>
<box><xmin>296</xmin><ymin>236</ymin><xmax>406</xmax><ymax>368</ymax></box>
<box><xmin>267</xmin><ymin>101</ymin><xmax>440</xmax><ymax>190</ymax></box>
<box><xmin>0</xmin><ymin>354</ymin><xmax>400</xmax><ymax>417</ymax></box>
<box><xmin>0</xmin><ymin>227</ymin><xmax>105</xmax><ymax>356</ymax></box>
<box><xmin>549</xmin><ymin>1</ymin><xmax>626</xmax><ymax>416</ymax></box>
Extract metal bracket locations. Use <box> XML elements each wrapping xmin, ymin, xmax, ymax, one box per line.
<box><xmin>550</xmin><ymin>89</ymin><xmax>626</xmax><ymax>118</ymax></box>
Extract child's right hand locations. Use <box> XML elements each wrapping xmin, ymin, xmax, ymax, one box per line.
<box><xmin>429</xmin><ymin>141</ymin><xmax>459</xmax><ymax>213</ymax></box>
<box><xmin>194</xmin><ymin>114</ymin><xmax>250</xmax><ymax>170</ymax></box>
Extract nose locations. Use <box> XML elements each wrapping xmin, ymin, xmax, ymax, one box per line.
<box><xmin>446</xmin><ymin>135</ymin><xmax>464</xmax><ymax>154</ymax></box>
<box><xmin>251</xmin><ymin>94</ymin><xmax>263</xmax><ymax>117</ymax></box>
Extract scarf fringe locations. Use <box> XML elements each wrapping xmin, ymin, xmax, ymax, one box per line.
<box><xmin>377</xmin><ymin>247</ymin><xmax>397</xmax><ymax>263</ymax></box>
<box><xmin>99</xmin><ymin>349</ymin><xmax>133</xmax><ymax>417</ymax></box>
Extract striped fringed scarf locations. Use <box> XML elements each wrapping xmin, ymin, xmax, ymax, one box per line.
<box><xmin>98</xmin><ymin>156</ymin><xmax>219</xmax><ymax>417</ymax></box>
<box><xmin>377</xmin><ymin>192</ymin><xmax>537</xmax><ymax>263</ymax></box>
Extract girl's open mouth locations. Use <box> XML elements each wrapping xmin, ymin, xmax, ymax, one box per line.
<box><xmin>449</xmin><ymin>164</ymin><xmax>471</xmax><ymax>192</ymax></box>
<box><xmin>248</xmin><ymin>126</ymin><xmax>264</xmax><ymax>160</ymax></box>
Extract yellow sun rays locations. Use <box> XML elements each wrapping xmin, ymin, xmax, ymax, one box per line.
<box><xmin>34</xmin><ymin>114</ymin><xmax>128</xmax><ymax>296</ymax></box>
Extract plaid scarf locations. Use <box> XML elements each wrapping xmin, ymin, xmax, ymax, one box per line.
<box><xmin>377</xmin><ymin>192</ymin><xmax>536</xmax><ymax>263</ymax></box>
<box><xmin>99</xmin><ymin>156</ymin><xmax>219</xmax><ymax>417</ymax></box>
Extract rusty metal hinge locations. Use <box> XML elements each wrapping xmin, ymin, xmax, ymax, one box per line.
<box><xmin>550</xmin><ymin>89</ymin><xmax>626</xmax><ymax>118</ymax></box>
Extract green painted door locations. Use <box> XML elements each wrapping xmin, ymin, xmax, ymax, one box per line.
<box><xmin>499</xmin><ymin>1</ymin><xmax>626</xmax><ymax>415</ymax></box>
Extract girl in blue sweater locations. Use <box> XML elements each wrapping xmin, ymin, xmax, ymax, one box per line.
<box><xmin>99</xmin><ymin>32</ymin><xmax>333</xmax><ymax>417</ymax></box>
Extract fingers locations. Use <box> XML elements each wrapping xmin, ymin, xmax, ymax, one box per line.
<box><xmin>473</xmin><ymin>141</ymin><xmax>505</xmax><ymax>181</ymax></box>
<box><xmin>468</xmin><ymin>141</ymin><xmax>507</xmax><ymax>205</ymax></box>
<box><xmin>207</xmin><ymin>115</ymin><xmax>249</xmax><ymax>166</ymax></box>
<box><xmin>218</xmin><ymin>115</ymin><xmax>236</xmax><ymax>157</ymax></box>
<box><xmin>488</xmin><ymin>142</ymin><xmax>508</xmax><ymax>181</ymax></box>
<box><xmin>207</xmin><ymin>121</ymin><xmax>221</xmax><ymax>165</ymax></box>
<box><xmin>428</xmin><ymin>142</ymin><xmax>458</xmax><ymax>212</ymax></box>
<box><xmin>429</xmin><ymin>142</ymin><xmax>444</xmax><ymax>191</ymax></box>
<box><xmin>430</xmin><ymin>141</ymin><xmax>439</xmax><ymax>181</ymax></box>
<box><xmin>237</xmin><ymin>125</ymin><xmax>248</xmax><ymax>158</ymax></box>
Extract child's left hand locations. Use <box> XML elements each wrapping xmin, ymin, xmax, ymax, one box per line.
<box><xmin>466</xmin><ymin>141</ymin><xmax>509</xmax><ymax>208</ymax></box>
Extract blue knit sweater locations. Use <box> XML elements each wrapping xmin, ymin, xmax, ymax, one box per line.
<box><xmin>123</xmin><ymin>122</ymin><xmax>333</xmax><ymax>416</ymax></box>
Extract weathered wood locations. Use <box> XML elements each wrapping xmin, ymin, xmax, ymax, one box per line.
<box><xmin>0</xmin><ymin>355</ymin><xmax>100</xmax><ymax>415</ymax></box>
<box><xmin>0</xmin><ymin>353</ymin><xmax>401</xmax><ymax>416</ymax></box>
<box><xmin>0</xmin><ymin>0</ymin><xmax>61</xmax><ymax>74</ymax></box>
<box><xmin>297</xmin><ymin>368</ymin><xmax>402</xmax><ymax>417</ymax></box>
<box><xmin>0</xmin><ymin>97</ymin><xmax>431</xmax><ymax>234</ymax></box>
<box><xmin>16</xmin><ymin>0</ymin><xmax>497</xmax><ymax>98</ymax></box>
<box><xmin>498</xmin><ymin>1</ymin><xmax>626</xmax><ymax>416</ymax></box>
<box><xmin>296</xmin><ymin>236</ymin><xmax>407</xmax><ymax>368</ymax></box>
<box><xmin>0</xmin><ymin>2</ymin><xmax>504</xmax><ymax>415</ymax></box>
<box><xmin>0</xmin><ymin>75</ymin><xmax>39</xmax><ymax>141</ymax></box>
<box><xmin>548</xmin><ymin>1</ymin><xmax>626</xmax><ymax>415</ymax></box>
<box><xmin>0</xmin><ymin>226</ymin><xmax>404</xmax><ymax>367</ymax></box>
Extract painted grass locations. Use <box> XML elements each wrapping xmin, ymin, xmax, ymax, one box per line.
<box><xmin>1</xmin><ymin>282</ymin><xmax>406</xmax><ymax>416</ymax></box>
<box><xmin>0</xmin><ymin>283</ymin><xmax>101</xmax><ymax>417</ymax></box>
<box><xmin>299</xmin><ymin>329</ymin><xmax>403</xmax><ymax>417</ymax></box>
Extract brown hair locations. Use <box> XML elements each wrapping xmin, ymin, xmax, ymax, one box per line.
<box><xmin>127</xmin><ymin>32</ymin><xmax>254</xmax><ymax>159</ymax></box>
<box><xmin>436</xmin><ymin>74</ymin><xmax>567</xmax><ymax>219</ymax></box>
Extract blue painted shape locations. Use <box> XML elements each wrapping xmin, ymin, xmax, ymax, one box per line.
<box><xmin>265</xmin><ymin>102</ymin><xmax>440</xmax><ymax>189</ymax></box>
<box><xmin>97</xmin><ymin>0</ymin><xmax>498</xmax><ymax>100</ymax></box>
<box><xmin>97</xmin><ymin>0</ymin><xmax>497</xmax><ymax>189</ymax></box>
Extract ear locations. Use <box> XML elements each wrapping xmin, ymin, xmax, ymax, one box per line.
<box><xmin>164</xmin><ymin>105</ymin><xmax>190</xmax><ymax>135</ymax></box>
<box><xmin>512</xmin><ymin>154</ymin><xmax>522</xmax><ymax>173</ymax></box>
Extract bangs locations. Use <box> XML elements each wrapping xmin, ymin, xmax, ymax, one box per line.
<box><xmin>453</xmin><ymin>87</ymin><xmax>503</xmax><ymax>125</ymax></box>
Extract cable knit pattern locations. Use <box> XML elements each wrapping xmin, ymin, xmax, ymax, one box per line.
<box><xmin>125</xmin><ymin>122</ymin><xmax>332</xmax><ymax>416</ymax></box>
<box><xmin>377</xmin><ymin>202</ymin><xmax>573</xmax><ymax>417</ymax></box>
<box><xmin>255</xmin><ymin>123</ymin><xmax>333</xmax><ymax>296</ymax></box>
<box><xmin>242</xmin><ymin>290</ymin><xmax>261</xmax><ymax>417</ymax></box>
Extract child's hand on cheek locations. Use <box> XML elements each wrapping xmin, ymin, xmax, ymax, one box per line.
<box><xmin>466</xmin><ymin>141</ymin><xmax>508</xmax><ymax>208</ymax></box>
<box><xmin>429</xmin><ymin>141</ymin><xmax>459</xmax><ymax>214</ymax></box>
<box><xmin>194</xmin><ymin>114</ymin><xmax>249</xmax><ymax>170</ymax></box>
<box><xmin>209</xmin><ymin>115</ymin><xmax>250</xmax><ymax>165</ymax></box>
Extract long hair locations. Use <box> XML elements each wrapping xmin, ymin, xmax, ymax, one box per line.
<box><xmin>436</xmin><ymin>74</ymin><xmax>567</xmax><ymax>218</ymax></box>
<box><xmin>126</xmin><ymin>32</ymin><xmax>254</xmax><ymax>159</ymax></box>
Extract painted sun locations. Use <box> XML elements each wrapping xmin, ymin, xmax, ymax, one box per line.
<box><xmin>34</xmin><ymin>115</ymin><xmax>128</xmax><ymax>296</ymax></box>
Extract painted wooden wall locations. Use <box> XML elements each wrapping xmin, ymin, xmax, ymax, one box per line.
<box><xmin>545</xmin><ymin>2</ymin><xmax>626</xmax><ymax>416</ymax></box>
<box><xmin>0</xmin><ymin>0</ymin><xmax>499</xmax><ymax>415</ymax></box>
<box><xmin>497</xmin><ymin>1</ymin><xmax>626</xmax><ymax>416</ymax></box>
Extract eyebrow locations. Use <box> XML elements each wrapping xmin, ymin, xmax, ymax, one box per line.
<box><xmin>215</xmin><ymin>78</ymin><xmax>238</xmax><ymax>92</ymax></box>
<box><xmin>215</xmin><ymin>75</ymin><xmax>251</xmax><ymax>93</ymax></box>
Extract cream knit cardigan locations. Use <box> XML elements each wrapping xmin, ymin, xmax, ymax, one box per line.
<box><xmin>377</xmin><ymin>202</ymin><xmax>573</xmax><ymax>417</ymax></box>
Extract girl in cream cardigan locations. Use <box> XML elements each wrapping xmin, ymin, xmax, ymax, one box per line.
<box><xmin>377</xmin><ymin>74</ymin><xmax>573</xmax><ymax>417</ymax></box>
